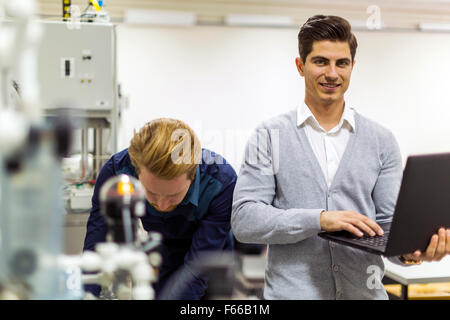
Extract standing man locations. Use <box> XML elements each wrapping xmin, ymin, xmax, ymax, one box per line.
<box><xmin>231</xmin><ymin>15</ymin><xmax>450</xmax><ymax>299</ymax></box>
<box><xmin>84</xmin><ymin>118</ymin><xmax>237</xmax><ymax>299</ymax></box>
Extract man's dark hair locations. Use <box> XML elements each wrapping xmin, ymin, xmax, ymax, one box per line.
<box><xmin>298</xmin><ymin>15</ymin><xmax>358</xmax><ymax>63</ymax></box>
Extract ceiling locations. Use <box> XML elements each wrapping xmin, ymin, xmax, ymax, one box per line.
<box><xmin>35</xmin><ymin>0</ymin><xmax>450</xmax><ymax>30</ymax></box>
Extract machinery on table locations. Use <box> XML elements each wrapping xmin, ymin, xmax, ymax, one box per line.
<box><xmin>59</xmin><ymin>174</ymin><xmax>162</xmax><ymax>300</ymax></box>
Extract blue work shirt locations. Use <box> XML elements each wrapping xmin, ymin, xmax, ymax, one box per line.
<box><xmin>83</xmin><ymin>148</ymin><xmax>236</xmax><ymax>299</ymax></box>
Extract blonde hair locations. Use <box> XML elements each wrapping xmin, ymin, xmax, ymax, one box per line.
<box><xmin>128</xmin><ymin>118</ymin><xmax>201</xmax><ymax>180</ymax></box>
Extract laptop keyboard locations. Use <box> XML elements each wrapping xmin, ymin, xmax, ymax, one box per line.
<box><xmin>357</xmin><ymin>233</ymin><xmax>389</xmax><ymax>247</ymax></box>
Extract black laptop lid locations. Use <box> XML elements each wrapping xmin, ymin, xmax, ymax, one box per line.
<box><xmin>385</xmin><ymin>153</ymin><xmax>450</xmax><ymax>256</ymax></box>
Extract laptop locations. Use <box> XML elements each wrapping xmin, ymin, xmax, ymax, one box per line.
<box><xmin>319</xmin><ymin>153</ymin><xmax>450</xmax><ymax>256</ymax></box>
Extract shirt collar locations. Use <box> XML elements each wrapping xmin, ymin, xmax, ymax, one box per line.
<box><xmin>297</xmin><ymin>101</ymin><xmax>355</xmax><ymax>133</ymax></box>
<box><xmin>180</xmin><ymin>166</ymin><xmax>200</xmax><ymax>207</ymax></box>
<box><xmin>341</xmin><ymin>103</ymin><xmax>355</xmax><ymax>132</ymax></box>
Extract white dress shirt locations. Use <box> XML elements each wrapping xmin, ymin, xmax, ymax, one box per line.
<box><xmin>297</xmin><ymin>102</ymin><xmax>356</xmax><ymax>188</ymax></box>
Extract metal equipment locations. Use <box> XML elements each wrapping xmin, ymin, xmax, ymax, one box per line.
<box><xmin>65</xmin><ymin>175</ymin><xmax>163</xmax><ymax>300</ymax></box>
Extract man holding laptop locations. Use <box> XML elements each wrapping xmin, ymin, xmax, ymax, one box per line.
<box><xmin>231</xmin><ymin>15</ymin><xmax>450</xmax><ymax>299</ymax></box>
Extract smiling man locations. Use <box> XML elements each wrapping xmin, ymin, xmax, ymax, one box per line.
<box><xmin>83</xmin><ymin>118</ymin><xmax>237</xmax><ymax>299</ymax></box>
<box><xmin>231</xmin><ymin>15</ymin><xmax>450</xmax><ymax>300</ymax></box>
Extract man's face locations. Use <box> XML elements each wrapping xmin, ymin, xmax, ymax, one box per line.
<box><xmin>296</xmin><ymin>40</ymin><xmax>355</xmax><ymax>106</ymax></box>
<box><xmin>138</xmin><ymin>167</ymin><xmax>191</xmax><ymax>212</ymax></box>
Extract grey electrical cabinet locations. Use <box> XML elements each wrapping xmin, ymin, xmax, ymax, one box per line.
<box><xmin>37</xmin><ymin>20</ymin><xmax>120</xmax><ymax>168</ymax></box>
<box><xmin>37</xmin><ymin>20</ymin><xmax>117</xmax><ymax>112</ymax></box>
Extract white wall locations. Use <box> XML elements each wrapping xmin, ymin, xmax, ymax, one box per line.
<box><xmin>348</xmin><ymin>31</ymin><xmax>450</xmax><ymax>162</ymax></box>
<box><xmin>116</xmin><ymin>25</ymin><xmax>450</xmax><ymax>172</ymax></box>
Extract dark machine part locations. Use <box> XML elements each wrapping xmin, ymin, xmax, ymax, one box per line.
<box><xmin>51</xmin><ymin>113</ymin><xmax>73</xmax><ymax>158</ymax></box>
<box><xmin>101</xmin><ymin>196</ymin><xmax>142</xmax><ymax>244</ymax></box>
<box><xmin>201</xmin><ymin>259</ymin><xmax>236</xmax><ymax>300</ymax></box>
<box><xmin>9</xmin><ymin>249</ymin><xmax>38</xmax><ymax>277</ymax></box>
<box><xmin>4</xmin><ymin>126</ymin><xmax>40</xmax><ymax>174</ymax></box>
<box><xmin>3</xmin><ymin>116</ymin><xmax>72</xmax><ymax>174</ymax></box>
<box><xmin>158</xmin><ymin>252</ymin><xmax>236</xmax><ymax>300</ymax></box>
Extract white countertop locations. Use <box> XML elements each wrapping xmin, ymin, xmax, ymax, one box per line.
<box><xmin>383</xmin><ymin>256</ymin><xmax>450</xmax><ymax>285</ymax></box>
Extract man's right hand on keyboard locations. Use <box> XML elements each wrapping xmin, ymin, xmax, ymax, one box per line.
<box><xmin>320</xmin><ymin>210</ymin><xmax>385</xmax><ymax>238</ymax></box>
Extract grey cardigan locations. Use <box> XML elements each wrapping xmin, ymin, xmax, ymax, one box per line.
<box><xmin>231</xmin><ymin>109</ymin><xmax>403</xmax><ymax>300</ymax></box>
